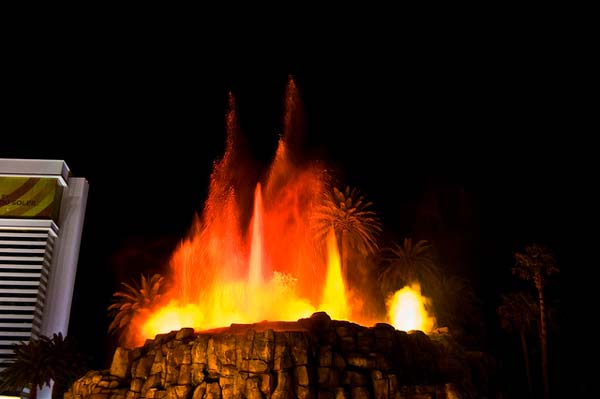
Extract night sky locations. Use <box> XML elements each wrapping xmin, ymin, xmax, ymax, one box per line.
<box><xmin>2</xmin><ymin>22</ymin><xmax>584</xmax><ymax>396</ymax></box>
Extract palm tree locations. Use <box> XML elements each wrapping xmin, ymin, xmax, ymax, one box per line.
<box><xmin>498</xmin><ymin>292</ymin><xmax>538</xmax><ymax>399</ymax></box>
<box><xmin>513</xmin><ymin>244</ymin><xmax>559</xmax><ymax>399</ymax></box>
<box><xmin>0</xmin><ymin>337</ymin><xmax>50</xmax><ymax>399</ymax></box>
<box><xmin>108</xmin><ymin>273</ymin><xmax>165</xmax><ymax>342</ymax></box>
<box><xmin>377</xmin><ymin>238</ymin><xmax>440</xmax><ymax>296</ymax></box>
<box><xmin>0</xmin><ymin>333</ymin><xmax>86</xmax><ymax>399</ymax></box>
<box><xmin>432</xmin><ymin>273</ymin><xmax>480</xmax><ymax>333</ymax></box>
<box><xmin>46</xmin><ymin>333</ymin><xmax>87</xmax><ymax>399</ymax></box>
<box><xmin>313</xmin><ymin>186</ymin><xmax>382</xmax><ymax>283</ymax></box>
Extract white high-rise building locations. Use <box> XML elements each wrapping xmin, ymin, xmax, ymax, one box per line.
<box><xmin>0</xmin><ymin>159</ymin><xmax>88</xmax><ymax>396</ymax></box>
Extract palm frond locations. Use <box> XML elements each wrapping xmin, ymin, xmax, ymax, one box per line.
<box><xmin>312</xmin><ymin>185</ymin><xmax>382</xmax><ymax>254</ymax></box>
<box><xmin>107</xmin><ymin>273</ymin><xmax>166</xmax><ymax>340</ymax></box>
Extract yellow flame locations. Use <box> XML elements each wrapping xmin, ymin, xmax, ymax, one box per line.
<box><xmin>139</xmin><ymin>277</ymin><xmax>318</xmax><ymax>342</ymax></box>
<box><xmin>318</xmin><ymin>228</ymin><xmax>350</xmax><ymax>320</ymax></box>
<box><xmin>387</xmin><ymin>283</ymin><xmax>435</xmax><ymax>333</ymax></box>
<box><xmin>137</xmin><ymin>227</ymin><xmax>356</xmax><ymax>343</ymax></box>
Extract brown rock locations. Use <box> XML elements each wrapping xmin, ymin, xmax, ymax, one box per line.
<box><xmin>214</xmin><ymin>335</ymin><xmax>237</xmax><ymax>367</ymax></box>
<box><xmin>342</xmin><ymin>371</ymin><xmax>368</xmax><ymax>387</ymax></box>
<box><xmin>335</xmin><ymin>325</ymin><xmax>353</xmax><ymax>339</ymax></box>
<box><xmin>207</xmin><ymin>338</ymin><xmax>218</xmax><ymax>373</ymax></box>
<box><xmin>130</xmin><ymin>378</ymin><xmax>144</xmax><ymax>393</ymax></box>
<box><xmin>317</xmin><ymin>391</ymin><xmax>334</xmax><ymax>399</ymax></box>
<box><xmin>151</xmin><ymin>351</ymin><xmax>165</xmax><ymax>375</ymax></box>
<box><xmin>388</xmin><ymin>374</ymin><xmax>398</xmax><ymax>395</ymax></box>
<box><xmin>219</xmin><ymin>376</ymin><xmax>235</xmax><ymax>398</ymax></box>
<box><xmin>250</xmin><ymin>330</ymin><xmax>275</xmax><ymax>363</ymax></box>
<box><xmin>172</xmin><ymin>343</ymin><xmax>192</xmax><ymax>366</ymax></box>
<box><xmin>319</xmin><ymin>330</ymin><xmax>337</xmax><ymax>346</ymax></box>
<box><xmin>126</xmin><ymin>391</ymin><xmax>140</xmax><ymax>399</ymax></box>
<box><xmin>296</xmin><ymin>366</ymin><xmax>309</xmax><ymax>386</ymax></box>
<box><xmin>273</xmin><ymin>371</ymin><xmax>292</xmax><ymax>397</ymax></box>
<box><xmin>166</xmin><ymin>363</ymin><xmax>179</xmax><ymax>384</ymax></box>
<box><xmin>141</xmin><ymin>373</ymin><xmax>162</xmax><ymax>396</ymax></box>
<box><xmin>334</xmin><ymin>388</ymin><xmax>348</xmax><ymax>399</ymax></box>
<box><xmin>110</xmin><ymin>347</ymin><xmax>132</xmax><ymax>379</ymax></box>
<box><xmin>220</xmin><ymin>366</ymin><xmax>237</xmax><ymax>377</ymax></box>
<box><xmin>204</xmin><ymin>382</ymin><xmax>221</xmax><ymax>399</ymax></box>
<box><xmin>356</xmin><ymin>332</ymin><xmax>374</xmax><ymax>354</ymax></box>
<box><xmin>297</xmin><ymin>385</ymin><xmax>313</xmax><ymax>399</ymax></box>
<box><xmin>273</xmin><ymin>336</ymin><xmax>292</xmax><ymax>371</ymax></box>
<box><xmin>318</xmin><ymin>368</ymin><xmax>339</xmax><ymax>389</ymax></box>
<box><xmin>132</xmin><ymin>355</ymin><xmax>154</xmax><ymax>379</ymax></box>
<box><xmin>288</xmin><ymin>332</ymin><xmax>310</xmax><ymax>366</ymax></box>
<box><xmin>191</xmin><ymin>364</ymin><xmax>205</xmax><ymax>385</ymax></box>
<box><xmin>176</xmin><ymin>328</ymin><xmax>196</xmax><ymax>341</ymax></box>
<box><xmin>260</xmin><ymin>373</ymin><xmax>274</xmax><ymax>395</ymax></box>
<box><xmin>191</xmin><ymin>335</ymin><xmax>209</xmax><ymax>366</ymax></box>
<box><xmin>166</xmin><ymin>385</ymin><xmax>192</xmax><ymax>399</ymax></box>
<box><xmin>246</xmin><ymin>359</ymin><xmax>268</xmax><ymax>374</ymax></box>
<box><xmin>66</xmin><ymin>314</ymin><xmax>475</xmax><ymax>399</ymax></box>
<box><xmin>233</xmin><ymin>373</ymin><xmax>247</xmax><ymax>398</ymax></box>
<box><xmin>346</xmin><ymin>354</ymin><xmax>375</xmax><ymax>369</ymax></box>
<box><xmin>371</xmin><ymin>372</ymin><xmax>388</xmax><ymax>399</ymax></box>
<box><xmin>191</xmin><ymin>383</ymin><xmax>206</xmax><ymax>399</ymax></box>
<box><xmin>245</xmin><ymin>378</ymin><xmax>264</xmax><ymax>399</ymax></box>
<box><xmin>349</xmin><ymin>387</ymin><xmax>369</xmax><ymax>399</ymax></box>
<box><xmin>333</xmin><ymin>353</ymin><xmax>345</xmax><ymax>369</ymax></box>
<box><xmin>178</xmin><ymin>364</ymin><xmax>192</xmax><ymax>385</ymax></box>
<box><xmin>318</xmin><ymin>346</ymin><xmax>332</xmax><ymax>367</ymax></box>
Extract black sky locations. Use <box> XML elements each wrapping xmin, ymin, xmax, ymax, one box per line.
<box><xmin>1</xmin><ymin>19</ymin><xmax>584</xmax><ymax>393</ymax></box>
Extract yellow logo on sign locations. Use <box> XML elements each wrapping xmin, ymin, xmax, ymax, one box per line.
<box><xmin>0</xmin><ymin>177</ymin><xmax>62</xmax><ymax>220</ymax></box>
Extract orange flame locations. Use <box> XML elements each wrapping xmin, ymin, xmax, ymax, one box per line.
<box><xmin>387</xmin><ymin>283</ymin><xmax>436</xmax><ymax>333</ymax></box>
<box><xmin>124</xmin><ymin>80</ymin><xmax>436</xmax><ymax>346</ymax></box>
<box><xmin>319</xmin><ymin>228</ymin><xmax>349</xmax><ymax>320</ymax></box>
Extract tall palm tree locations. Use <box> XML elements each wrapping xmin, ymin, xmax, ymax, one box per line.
<box><xmin>313</xmin><ymin>186</ymin><xmax>381</xmax><ymax>283</ymax></box>
<box><xmin>498</xmin><ymin>292</ymin><xmax>538</xmax><ymax>399</ymax></box>
<box><xmin>108</xmin><ymin>273</ymin><xmax>165</xmax><ymax>342</ymax></box>
<box><xmin>377</xmin><ymin>238</ymin><xmax>440</xmax><ymax>296</ymax></box>
<box><xmin>0</xmin><ymin>337</ymin><xmax>50</xmax><ymax>399</ymax></box>
<box><xmin>513</xmin><ymin>244</ymin><xmax>559</xmax><ymax>399</ymax></box>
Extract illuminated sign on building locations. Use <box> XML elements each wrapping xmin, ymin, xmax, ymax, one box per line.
<box><xmin>0</xmin><ymin>177</ymin><xmax>63</xmax><ymax>219</ymax></box>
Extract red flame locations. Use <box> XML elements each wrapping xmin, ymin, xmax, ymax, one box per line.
<box><xmin>127</xmin><ymin>79</ymin><xmax>434</xmax><ymax>345</ymax></box>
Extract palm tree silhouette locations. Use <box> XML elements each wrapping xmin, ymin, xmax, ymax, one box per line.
<box><xmin>378</xmin><ymin>238</ymin><xmax>440</xmax><ymax>296</ymax></box>
<box><xmin>0</xmin><ymin>333</ymin><xmax>86</xmax><ymax>399</ymax></box>
<box><xmin>46</xmin><ymin>333</ymin><xmax>87</xmax><ymax>399</ymax></box>
<box><xmin>498</xmin><ymin>292</ymin><xmax>538</xmax><ymax>398</ymax></box>
<box><xmin>513</xmin><ymin>244</ymin><xmax>558</xmax><ymax>399</ymax></box>
<box><xmin>313</xmin><ymin>186</ymin><xmax>381</xmax><ymax>283</ymax></box>
<box><xmin>0</xmin><ymin>337</ymin><xmax>49</xmax><ymax>399</ymax></box>
<box><xmin>108</xmin><ymin>273</ymin><xmax>165</xmax><ymax>342</ymax></box>
<box><xmin>432</xmin><ymin>273</ymin><xmax>480</xmax><ymax>333</ymax></box>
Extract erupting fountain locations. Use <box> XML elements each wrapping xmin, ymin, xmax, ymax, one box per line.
<box><xmin>128</xmin><ymin>79</ymin><xmax>436</xmax><ymax>347</ymax></box>
<box><xmin>67</xmin><ymin>78</ymin><xmax>476</xmax><ymax>399</ymax></box>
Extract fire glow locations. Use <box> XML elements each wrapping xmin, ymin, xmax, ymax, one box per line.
<box><xmin>128</xmin><ymin>80</ymin><xmax>436</xmax><ymax>345</ymax></box>
<box><xmin>387</xmin><ymin>284</ymin><xmax>435</xmax><ymax>333</ymax></box>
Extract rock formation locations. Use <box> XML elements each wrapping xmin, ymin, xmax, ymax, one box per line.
<box><xmin>66</xmin><ymin>313</ymin><xmax>475</xmax><ymax>399</ymax></box>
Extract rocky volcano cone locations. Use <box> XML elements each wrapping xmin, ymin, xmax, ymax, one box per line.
<box><xmin>66</xmin><ymin>313</ymin><xmax>483</xmax><ymax>399</ymax></box>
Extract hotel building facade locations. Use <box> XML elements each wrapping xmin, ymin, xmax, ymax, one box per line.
<box><xmin>0</xmin><ymin>159</ymin><xmax>88</xmax><ymax>382</ymax></box>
